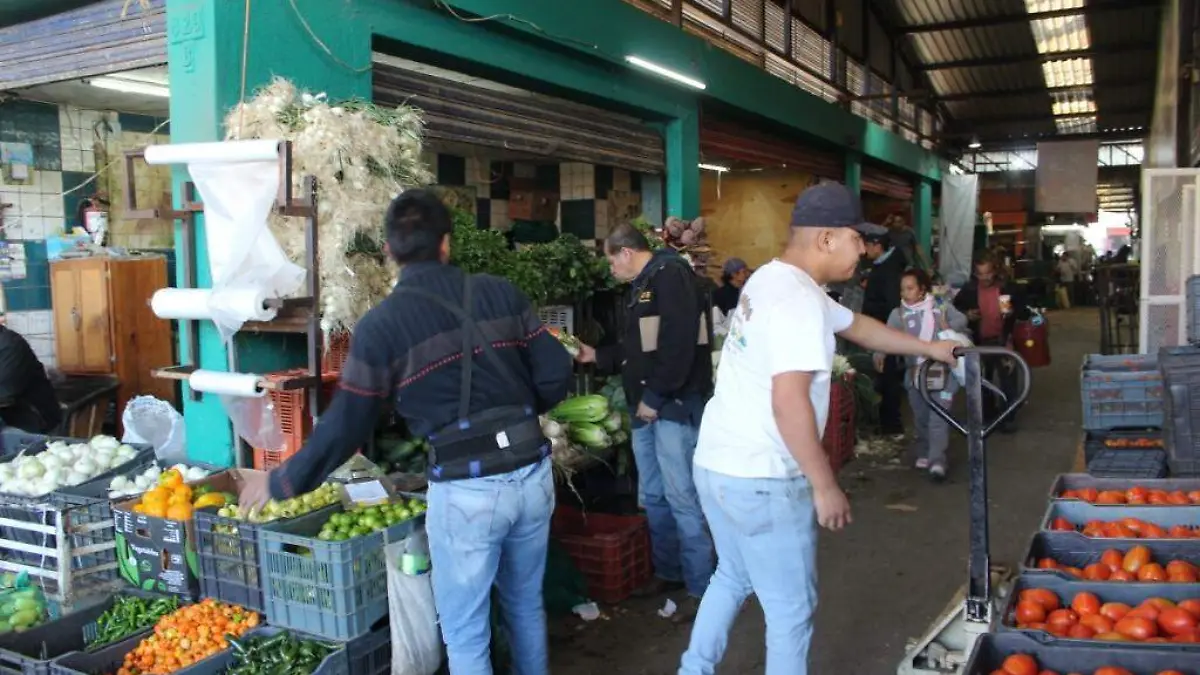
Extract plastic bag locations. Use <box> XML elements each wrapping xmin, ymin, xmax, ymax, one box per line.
<box><xmin>219</xmin><ymin>395</ymin><xmax>284</xmax><ymax>458</ymax></box>
<box><xmin>121</xmin><ymin>396</ymin><xmax>187</xmax><ymax>465</ymax></box>
<box><xmin>386</xmin><ymin>533</ymin><xmax>442</xmax><ymax>675</ymax></box>
<box><xmin>0</xmin><ymin>570</ymin><xmax>49</xmax><ymax>632</ymax></box>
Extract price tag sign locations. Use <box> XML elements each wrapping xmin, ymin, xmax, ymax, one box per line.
<box><xmin>342</xmin><ymin>480</ymin><xmax>391</xmax><ymax>507</ymax></box>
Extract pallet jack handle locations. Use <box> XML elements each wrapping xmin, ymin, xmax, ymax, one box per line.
<box><xmin>916</xmin><ymin>347</ymin><xmax>1031</xmax><ymax>625</ymax></box>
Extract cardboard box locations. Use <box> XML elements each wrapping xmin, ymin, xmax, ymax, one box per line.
<box><xmin>112</xmin><ymin>470</ymin><xmax>257</xmax><ymax>598</ymax></box>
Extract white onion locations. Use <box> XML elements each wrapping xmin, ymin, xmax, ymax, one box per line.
<box><xmin>90</xmin><ymin>435</ymin><xmax>119</xmax><ymax>451</ymax></box>
<box><xmin>17</xmin><ymin>461</ymin><xmax>44</xmax><ymax>480</ymax></box>
<box><xmin>75</xmin><ymin>458</ymin><xmax>97</xmax><ymax>476</ymax></box>
<box><xmin>65</xmin><ymin>471</ymin><xmax>87</xmax><ymax>486</ymax></box>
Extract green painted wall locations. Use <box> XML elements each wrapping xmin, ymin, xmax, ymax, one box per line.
<box><xmin>164</xmin><ymin>0</ymin><xmax>371</xmax><ymax>465</ymax></box>
<box><xmin>845</xmin><ymin>153</ymin><xmax>863</xmax><ymax>195</ymax></box>
<box><xmin>914</xmin><ymin>179</ymin><xmax>934</xmax><ymax>254</ymax></box>
<box><xmin>164</xmin><ymin>0</ymin><xmax>945</xmax><ymax>462</ymax></box>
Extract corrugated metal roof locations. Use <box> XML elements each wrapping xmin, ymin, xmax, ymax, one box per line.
<box><xmin>892</xmin><ymin>0</ymin><xmax>1026</xmax><ymax>26</ymax></box>
<box><xmin>910</xmin><ymin>23</ymin><xmax>1037</xmax><ymax>64</ymax></box>
<box><xmin>926</xmin><ymin>63</ymin><xmax>1045</xmax><ymax>95</ymax></box>
<box><xmin>947</xmin><ymin>93</ymin><xmax>1050</xmax><ymax>120</ymax></box>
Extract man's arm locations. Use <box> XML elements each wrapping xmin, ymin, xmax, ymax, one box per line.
<box><xmin>772</xmin><ymin>371</ymin><xmax>840</xmax><ymax>496</ymax></box>
<box><xmin>839</xmin><ymin>313</ymin><xmax>944</xmax><ymax>360</ymax></box>
<box><xmin>270</xmin><ymin>317</ymin><xmax>395</xmax><ymax>499</ymax></box>
<box><xmin>641</xmin><ymin>265</ymin><xmax>700</xmax><ymax>411</ymax></box>
<box><xmin>516</xmin><ymin>299</ymin><xmax>573</xmax><ymax>413</ymax></box>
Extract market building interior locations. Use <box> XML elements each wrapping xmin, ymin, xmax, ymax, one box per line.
<box><xmin>0</xmin><ymin>0</ymin><xmax>1196</xmax><ymax>674</ymax></box>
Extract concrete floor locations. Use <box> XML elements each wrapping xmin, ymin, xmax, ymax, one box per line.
<box><xmin>549</xmin><ymin>308</ymin><xmax>1096</xmax><ymax>675</ymax></box>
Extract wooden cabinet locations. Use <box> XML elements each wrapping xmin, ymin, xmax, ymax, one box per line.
<box><xmin>51</xmin><ymin>256</ymin><xmax>176</xmax><ymax>427</ymax></box>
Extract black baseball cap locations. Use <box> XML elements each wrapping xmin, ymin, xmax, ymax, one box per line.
<box><xmin>790</xmin><ymin>182</ymin><xmax>887</xmax><ymax>236</ymax></box>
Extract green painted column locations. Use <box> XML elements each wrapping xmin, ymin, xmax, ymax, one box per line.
<box><xmin>165</xmin><ymin>0</ymin><xmax>371</xmax><ymax>465</ymax></box>
<box><xmin>914</xmin><ymin>177</ymin><xmax>934</xmax><ymax>256</ymax></box>
<box><xmin>844</xmin><ymin>152</ymin><xmax>862</xmax><ymax>194</ymax></box>
<box><xmin>665</xmin><ymin>110</ymin><xmax>701</xmax><ymax>220</ymax></box>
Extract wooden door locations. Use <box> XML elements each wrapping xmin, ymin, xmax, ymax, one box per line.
<box><xmin>51</xmin><ymin>258</ymin><xmax>112</xmax><ymax>374</ymax></box>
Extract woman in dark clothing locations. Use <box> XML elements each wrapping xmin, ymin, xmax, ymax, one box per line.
<box><xmin>713</xmin><ymin>258</ymin><xmax>750</xmax><ymax>314</ymax></box>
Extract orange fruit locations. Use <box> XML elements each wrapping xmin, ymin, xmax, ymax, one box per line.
<box><xmin>166</xmin><ymin>503</ymin><xmax>193</xmax><ymax>521</ymax></box>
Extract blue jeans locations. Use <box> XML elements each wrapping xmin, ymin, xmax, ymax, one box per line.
<box><xmin>680</xmin><ymin>466</ymin><xmax>818</xmax><ymax>675</ymax></box>
<box><xmin>631</xmin><ymin>419</ymin><xmax>715</xmax><ymax>597</ymax></box>
<box><xmin>426</xmin><ymin>458</ymin><xmax>554</xmax><ymax>675</ymax></box>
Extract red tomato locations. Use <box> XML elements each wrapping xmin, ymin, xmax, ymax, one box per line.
<box><xmin>1076</xmin><ymin>487</ymin><xmax>1098</xmax><ymax>502</ymax></box>
<box><xmin>1046</xmin><ymin>609</ymin><xmax>1078</xmax><ymax>632</ymax></box>
<box><xmin>1083</xmin><ymin>564</ymin><xmax>1111</xmax><ymax>581</ymax></box>
<box><xmin>1114</xmin><ymin>615</ymin><xmax>1158</xmax><ymax>640</ymax></box>
<box><xmin>1170</xmin><ymin>631</ymin><xmax>1199</xmax><ymax>643</ymax></box>
<box><xmin>1071</xmin><ymin>592</ymin><xmax>1101</xmax><ymax>616</ymax></box>
<box><xmin>1062</xmin><ymin>567</ymin><xmax>1084</xmax><ymax>579</ymax></box>
<box><xmin>1094</xmin><ymin>631</ymin><xmax>1131</xmax><ymax>641</ymax></box>
<box><xmin>1015</xmin><ymin>601</ymin><xmax>1047</xmax><ymax>625</ymax></box>
<box><xmin>1100</xmin><ymin>549</ymin><xmax>1124</xmax><ymax>571</ymax></box>
<box><xmin>1000</xmin><ymin>654</ymin><xmax>1038</xmax><ymax>675</ymax></box>
<box><xmin>1066</xmin><ymin>623</ymin><xmax>1095</xmax><ymax>639</ymax></box>
<box><xmin>1020</xmin><ymin>588</ymin><xmax>1061</xmax><ymax>611</ymax></box>
<box><xmin>1158</xmin><ymin>607</ymin><xmax>1199</xmax><ymax>636</ymax></box>
<box><xmin>1083</xmin><ymin>522</ymin><xmax>1107</xmax><ymax>538</ymax></box>
<box><xmin>1105</xmin><ymin>523</ymin><xmax>1138</xmax><ymax>539</ymax></box>
<box><xmin>1145</xmin><ymin>597</ymin><xmax>1177</xmax><ymax>611</ymax></box>
<box><xmin>1109</xmin><ymin>569</ymin><xmax>1136</xmax><ymax>582</ymax></box>
<box><xmin>1036</xmin><ymin>558</ymin><xmax>1058</xmax><ymax>569</ymax></box>
<box><xmin>1148</xmin><ymin>490</ymin><xmax>1171</xmax><ymax>505</ymax></box>
<box><xmin>1177</xmin><ymin>598</ymin><xmax>1200</xmax><ymax>619</ymax></box>
<box><xmin>1079</xmin><ymin>613</ymin><xmax>1114</xmax><ymax>633</ymax></box>
<box><xmin>1127</xmin><ymin>486</ymin><xmax>1149</xmax><ymax>502</ymax></box>
<box><xmin>1122</xmin><ymin>546</ymin><xmax>1152</xmax><ymax>573</ymax></box>
<box><xmin>1187</xmin><ymin>490</ymin><xmax>1200</xmax><ymax>503</ymax></box>
<box><xmin>1093</xmin><ymin>669</ymin><xmax>1134</xmax><ymax>675</ymax></box>
<box><xmin>1050</xmin><ymin>517</ymin><xmax>1074</xmax><ymax>532</ymax></box>
<box><xmin>1097</xmin><ymin>490</ymin><xmax>1126</xmax><ymax>504</ymax></box>
<box><xmin>1138</xmin><ymin>563</ymin><xmax>1168</xmax><ymax>582</ymax></box>
<box><xmin>1167</xmin><ymin>490</ymin><xmax>1191</xmax><ymax>505</ymax></box>
<box><xmin>1142</xmin><ymin>523</ymin><xmax>1169</xmax><ymax>539</ymax></box>
<box><xmin>1155</xmin><ymin>670</ymin><xmax>1186</xmax><ymax>675</ymax></box>
<box><xmin>1100</xmin><ymin>602</ymin><xmax>1132</xmax><ymax>622</ymax></box>
<box><xmin>1168</xmin><ymin>526</ymin><xmax>1195</xmax><ymax>539</ymax></box>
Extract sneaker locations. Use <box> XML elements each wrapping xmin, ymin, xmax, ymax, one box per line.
<box><xmin>914</xmin><ymin>458</ymin><xmax>930</xmax><ymax>470</ymax></box>
<box><xmin>929</xmin><ymin>464</ymin><xmax>947</xmax><ymax>482</ymax></box>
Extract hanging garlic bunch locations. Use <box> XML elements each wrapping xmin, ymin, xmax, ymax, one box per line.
<box><xmin>224</xmin><ymin>78</ymin><xmax>433</xmax><ymax>332</ymax></box>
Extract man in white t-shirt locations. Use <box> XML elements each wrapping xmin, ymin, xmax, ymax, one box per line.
<box><xmin>678</xmin><ymin>182</ymin><xmax>958</xmax><ymax>675</ymax></box>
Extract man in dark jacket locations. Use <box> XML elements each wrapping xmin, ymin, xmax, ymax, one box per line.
<box><xmin>861</xmin><ymin>232</ymin><xmax>907</xmax><ymax>438</ymax></box>
<box><xmin>953</xmin><ymin>250</ymin><xmax>1031</xmax><ymax>430</ymax></box>
<box><xmin>577</xmin><ymin>224</ymin><xmax>715</xmax><ymax>618</ymax></box>
<box><xmin>239</xmin><ymin>189</ymin><xmax>573</xmax><ymax>673</ymax></box>
<box><xmin>0</xmin><ymin>324</ymin><xmax>60</xmax><ymax>433</ymax></box>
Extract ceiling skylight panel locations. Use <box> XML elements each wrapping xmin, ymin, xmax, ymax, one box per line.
<box><xmin>1029</xmin><ymin>15</ymin><xmax>1090</xmax><ymax>53</ymax></box>
<box><xmin>1055</xmin><ymin>115</ymin><xmax>1098</xmax><ymax>134</ymax></box>
<box><xmin>1051</xmin><ymin>90</ymin><xmax>1096</xmax><ymax>116</ymax></box>
<box><xmin>1042</xmin><ymin>58</ymin><xmax>1094</xmax><ymax>88</ymax></box>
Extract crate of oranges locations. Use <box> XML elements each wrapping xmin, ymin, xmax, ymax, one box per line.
<box><xmin>111</xmin><ymin>470</ymin><xmax>245</xmax><ymax>598</ymax></box>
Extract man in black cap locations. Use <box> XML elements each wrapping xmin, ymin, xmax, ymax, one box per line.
<box><xmin>862</xmin><ymin>231</ymin><xmax>908</xmax><ymax>440</ymax></box>
<box><xmin>679</xmin><ymin>182</ymin><xmax>957</xmax><ymax>675</ymax></box>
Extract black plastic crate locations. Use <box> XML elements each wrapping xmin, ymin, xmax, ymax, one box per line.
<box><xmin>1173</xmin><ymin>457</ymin><xmax>1200</xmax><ymax>477</ymax></box>
<box><xmin>1021</xmin><ymin>531</ymin><xmax>1200</xmax><ymax>578</ymax></box>
<box><xmin>0</xmin><ymin>591</ymin><xmax>177</xmax><ymax>675</ymax></box>
<box><xmin>1083</xmin><ymin>428</ymin><xmax>1164</xmax><ymax>464</ymax></box>
<box><xmin>347</xmin><ymin>625</ymin><xmax>390</xmax><ymax>675</ymax></box>
<box><xmin>1087</xmin><ymin>448</ymin><xmax>1168</xmax><ymax>478</ymax></box>
<box><xmin>967</xmin><ymin>631</ymin><xmax>1200</xmax><ymax>675</ymax></box>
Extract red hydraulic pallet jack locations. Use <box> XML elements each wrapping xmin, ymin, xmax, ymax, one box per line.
<box><xmin>896</xmin><ymin>346</ymin><xmax>1031</xmax><ymax>675</ymax></box>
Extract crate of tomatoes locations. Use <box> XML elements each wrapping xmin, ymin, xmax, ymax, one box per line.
<box><xmin>1023</xmin><ymin>532</ymin><xmax>1200</xmax><ymax>583</ymax></box>
<box><xmin>967</xmin><ymin>631</ymin><xmax>1199</xmax><ymax>675</ymax></box>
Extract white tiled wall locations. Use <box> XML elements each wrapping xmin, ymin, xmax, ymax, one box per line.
<box><xmin>560</xmin><ymin>163</ymin><xmax>595</xmax><ymax>200</ymax></box>
<box><xmin>0</xmin><ymin>171</ymin><xmax>66</xmax><ymax>241</ymax></box>
<box><xmin>490</xmin><ymin>200</ymin><xmax>512</xmax><ymax>230</ymax></box>
<box><xmin>465</xmin><ymin>156</ymin><xmax>491</xmax><ymax>200</ymax></box>
<box><xmin>5</xmin><ymin>310</ymin><xmax>55</xmax><ymax>367</ymax></box>
<box><xmin>59</xmin><ymin>107</ymin><xmax>113</xmax><ymax>174</ymax></box>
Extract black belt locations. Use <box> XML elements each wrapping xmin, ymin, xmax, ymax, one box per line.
<box><xmin>394</xmin><ymin>275</ymin><xmax>548</xmax><ymax>481</ymax></box>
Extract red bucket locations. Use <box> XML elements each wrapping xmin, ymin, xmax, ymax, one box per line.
<box><xmin>1014</xmin><ymin>317</ymin><xmax>1051</xmax><ymax>368</ymax></box>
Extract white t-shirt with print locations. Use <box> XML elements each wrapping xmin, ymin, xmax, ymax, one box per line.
<box><xmin>695</xmin><ymin>260</ymin><xmax>855</xmax><ymax>479</ymax></box>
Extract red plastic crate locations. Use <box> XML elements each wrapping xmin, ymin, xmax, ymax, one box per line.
<box><xmin>251</xmin><ymin>369</ymin><xmax>339</xmax><ymax>470</ymax></box>
<box><xmin>551</xmin><ymin>506</ymin><xmax>652</xmax><ymax>604</ymax></box>
<box><xmin>823</xmin><ymin>376</ymin><xmax>856</xmax><ymax>473</ymax></box>
<box><xmin>322</xmin><ymin>331</ymin><xmax>352</xmax><ymax>375</ymax></box>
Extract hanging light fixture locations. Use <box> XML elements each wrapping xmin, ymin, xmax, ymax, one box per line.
<box><xmin>624</xmin><ymin>56</ymin><xmax>707</xmax><ymax>90</ymax></box>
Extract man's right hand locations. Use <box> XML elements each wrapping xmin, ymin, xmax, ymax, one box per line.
<box><xmin>575</xmin><ymin>344</ymin><xmax>596</xmax><ymax>364</ymax></box>
<box><xmin>814</xmin><ymin>485</ymin><xmax>852</xmax><ymax>531</ymax></box>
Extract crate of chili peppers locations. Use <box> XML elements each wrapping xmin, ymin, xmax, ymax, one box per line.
<box><xmin>0</xmin><ymin>591</ymin><xmax>180</xmax><ymax>675</ymax></box>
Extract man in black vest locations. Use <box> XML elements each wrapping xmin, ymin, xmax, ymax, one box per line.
<box><xmin>576</xmin><ymin>224</ymin><xmax>716</xmax><ymax>620</ymax></box>
<box><xmin>239</xmin><ymin>189</ymin><xmax>573</xmax><ymax>673</ymax></box>
<box><xmin>0</xmin><ymin>323</ymin><xmax>60</xmax><ymax>433</ymax></box>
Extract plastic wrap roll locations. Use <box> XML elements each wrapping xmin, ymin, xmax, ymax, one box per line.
<box><xmin>144</xmin><ymin>140</ymin><xmax>282</xmax><ymax>165</ymax></box>
<box><xmin>150</xmin><ymin>288</ymin><xmax>276</xmax><ymax>322</ymax></box>
<box><xmin>188</xmin><ymin>370</ymin><xmax>265</xmax><ymax>398</ymax></box>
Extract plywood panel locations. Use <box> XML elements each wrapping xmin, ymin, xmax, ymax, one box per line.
<box><xmin>701</xmin><ymin>169</ymin><xmax>817</xmax><ymax>273</ymax></box>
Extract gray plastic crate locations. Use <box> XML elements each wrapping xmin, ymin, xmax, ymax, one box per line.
<box><xmin>967</xmin><ymin>632</ymin><xmax>1200</xmax><ymax>675</ymax></box>
<box><xmin>1080</xmin><ymin>354</ymin><xmax>1164</xmax><ymax>430</ymax></box>
<box><xmin>346</xmin><ymin>625</ymin><xmax>390</xmax><ymax>675</ymax></box>
<box><xmin>1048</xmin><ymin>473</ymin><xmax>1200</xmax><ymax>502</ymax></box>
<box><xmin>1087</xmin><ymin>448</ymin><xmax>1168</xmax><ymax>478</ymax></box>
<box><xmin>1160</xmin><ymin>345</ymin><xmax>1200</xmax><ymax>465</ymax></box>
<box><xmin>0</xmin><ymin>591</ymin><xmax>178</xmax><ymax>675</ymax></box>
<box><xmin>1021</xmin><ymin>531</ymin><xmax>1200</xmax><ymax>579</ymax></box>
<box><xmin>47</xmin><ymin>626</ymin><xmax>308</xmax><ymax>675</ymax></box>
<box><xmin>1083</xmin><ymin>428</ymin><xmax>1163</xmax><ymax>464</ymax></box>
<box><xmin>121</xmin><ymin>627</ymin><xmax>348</xmax><ymax>675</ymax></box>
<box><xmin>1041</xmin><ymin>499</ymin><xmax>1200</xmax><ymax>534</ymax></box>
<box><xmin>1189</xmin><ymin>275</ymin><xmax>1200</xmax><ymax>345</ymax></box>
<box><xmin>1174</xmin><ymin>457</ymin><xmax>1200</xmax><ymax>477</ymax></box>
<box><xmin>195</xmin><ymin>504</ymin><xmax>338</xmax><ymax>613</ymax></box>
<box><xmin>258</xmin><ymin>504</ymin><xmax>425</xmax><ymax>640</ymax></box>
<box><xmin>999</xmin><ymin>574</ymin><xmax>1200</xmax><ymax>650</ymax></box>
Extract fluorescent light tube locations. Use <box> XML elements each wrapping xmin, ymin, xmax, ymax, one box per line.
<box><xmin>698</xmin><ymin>163</ymin><xmax>729</xmax><ymax>172</ymax></box>
<box><xmin>968</xmin><ymin>139</ymin><xmax>982</xmax><ymax>149</ymax></box>
<box><xmin>88</xmin><ymin>76</ymin><xmax>170</xmax><ymax>98</ymax></box>
<box><xmin>625</xmin><ymin>56</ymin><xmax>706</xmax><ymax>90</ymax></box>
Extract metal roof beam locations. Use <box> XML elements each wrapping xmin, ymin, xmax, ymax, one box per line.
<box><xmin>935</xmin><ymin>78</ymin><xmax>1151</xmax><ymax>102</ymax></box>
<box><xmin>942</xmin><ymin>129</ymin><xmax>1148</xmax><ymax>147</ymax></box>
<box><xmin>898</xmin><ymin>0</ymin><xmax>1147</xmax><ymax>34</ymax></box>
<box><xmin>949</xmin><ymin>107</ymin><xmax>1145</xmax><ymax>128</ymax></box>
<box><xmin>918</xmin><ymin>42</ymin><xmax>1156</xmax><ymax>70</ymax></box>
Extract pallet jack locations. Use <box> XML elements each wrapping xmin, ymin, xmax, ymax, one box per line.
<box><xmin>896</xmin><ymin>346</ymin><xmax>1031</xmax><ymax>675</ymax></box>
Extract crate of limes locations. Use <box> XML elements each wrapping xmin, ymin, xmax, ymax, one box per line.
<box><xmin>258</xmin><ymin>496</ymin><xmax>427</xmax><ymax>641</ymax></box>
<box><xmin>195</xmin><ymin>481</ymin><xmax>343</xmax><ymax>614</ymax></box>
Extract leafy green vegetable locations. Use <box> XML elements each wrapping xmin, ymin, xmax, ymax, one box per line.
<box><xmin>88</xmin><ymin>595</ymin><xmax>181</xmax><ymax>649</ymax></box>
